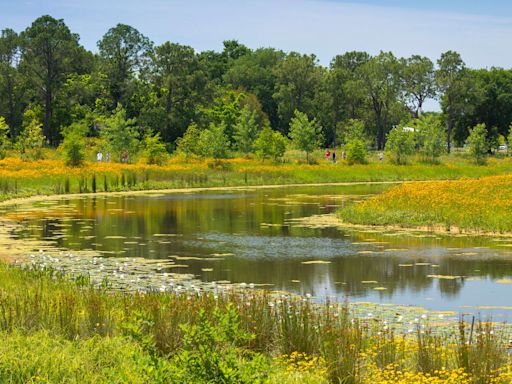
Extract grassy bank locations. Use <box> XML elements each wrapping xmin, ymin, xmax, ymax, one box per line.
<box><xmin>338</xmin><ymin>174</ymin><xmax>512</xmax><ymax>234</ymax></box>
<box><xmin>0</xmin><ymin>263</ymin><xmax>510</xmax><ymax>383</ymax></box>
<box><xmin>2</xmin><ymin>153</ymin><xmax>512</xmax><ymax>202</ymax></box>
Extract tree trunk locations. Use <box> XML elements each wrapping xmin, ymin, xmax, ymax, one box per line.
<box><xmin>447</xmin><ymin>116</ymin><xmax>452</xmax><ymax>154</ymax></box>
<box><xmin>44</xmin><ymin>86</ymin><xmax>51</xmax><ymax>143</ymax></box>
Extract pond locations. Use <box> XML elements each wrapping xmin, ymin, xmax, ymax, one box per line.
<box><xmin>6</xmin><ymin>183</ymin><xmax>512</xmax><ymax>319</ymax></box>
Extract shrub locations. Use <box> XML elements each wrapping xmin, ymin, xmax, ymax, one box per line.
<box><xmin>345</xmin><ymin>139</ymin><xmax>368</xmax><ymax>164</ymax></box>
<box><xmin>254</xmin><ymin>127</ymin><xmax>288</xmax><ymax>162</ymax></box>
<box><xmin>176</xmin><ymin>123</ymin><xmax>201</xmax><ymax>158</ymax></box>
<box><xmin>198</xmin><ymin>123</ymin><xmax>230</xmax><ymax>159</ymax></box>
<box><xmin>289</xmin><ymin>110</ymin><xmax>323</xmax><ymax>163</ymax></box>
<box><xmin>0</xmin><ymin>117</ymin><xmax>11</xmax><ymax>160</ymax></box>
<box><xmin>385</xmin><ymin>126</ymin><xmax>415</xmax><ymax>164</ymax></box>
<box><xmin>61</xmin><ymin>122</ymin><xmax>87</xmax><ymax>167</ymax></box>
<box><xmin>143</xmin><ymin>130</ymin><xmax>168</xmax><ymax>165</ymax></box>
<box><xmin>16</xmin><ymin>109</ymin><xmax>45</xmax><ymax>160</ymax></box>
<box><xmin>466</xmin><ymin>123</ymin><xmax>488</xmax><ymax>165</ymax></box>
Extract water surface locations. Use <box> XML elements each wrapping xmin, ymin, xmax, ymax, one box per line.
<box><xmin>9</xmin><ymin>184</ymin><xmax>512</xmax><ymax>318</ymax></box>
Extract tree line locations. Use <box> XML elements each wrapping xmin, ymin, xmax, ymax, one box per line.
<box><xmin>1</xmin><ymin>15</ymin><xmax>512</xmax><ymax>162</ymax></box>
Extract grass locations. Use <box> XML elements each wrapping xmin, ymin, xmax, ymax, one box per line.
<box><xmin>1</xmin><ymin>150</ymin><xmax>512</xmax><ymax>202</ymax></box>
<box><xmin>0</xmin><ymin>263</ymin><xmax>510</xmax><ymax>383</ymax></box>
<box><xmin>338</xmin><ymin>174</ymin><xmax>512</xmax><ymax>234</ymax></box>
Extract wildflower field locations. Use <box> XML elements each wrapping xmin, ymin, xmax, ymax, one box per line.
<box><xmin>1</xmin><ymin>152</ymin><xmax>512</xmax><ymax>202</ymax></box>
<box><xmin>0</xmin><ymin>263</ymin><xmax>511</xmax><ymax>383</ymax></box>
<box><xmin>338</xmin><ymin>174</ymin><xmax>512</xmax><ymax>234</ymax></box>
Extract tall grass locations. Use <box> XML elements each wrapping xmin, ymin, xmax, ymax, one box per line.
<box><xmin>338</xmin><ymin>174</ymin><xmax>512</xmax><ymax>233</ymax></box>
<box><xmin>1</xmin><ymin>153</ymin><xmax>512</xmax><ymax>202</ymax></box>
<box><xmin>0</xmin><ymin>263</ymin><xmax>510</xmax><ymax>383</ymax></box>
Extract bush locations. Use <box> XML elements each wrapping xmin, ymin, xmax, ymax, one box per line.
<box><xmin>466</xmin><ymin>123</ymin><xmax>488</xmax><ymax>165</ymax></box>
<box><xmin>176</xmin><ymin>123</ymin><xmax>201</xmax><ymax>158</ymax></box>
<box><xmin>254</xmin><ymin>127</ymin><xmax>288</xmax><ymax>162</ymax></box>
<box><xmin>345</xmin><ymin>139</ymin><xmax>368</xmax><ymax>164</ymax></box>
<box><xmin>16</xmin><ymin>109</ymin><xmax>45</xmax><ymax>160</ymax></box>
<box><xmin>171</xmin><ymin>305</ymin><xmax>270</xmax><ymax>384</ymax></box>
<box><xmin>0</xmin><ymin>117</ymin><xmax>11</xmax><ymax>160</ymax></box>
<box><xmin>61</xmin><ymin>122</ymin><xmax>87</xmax><ymax>167</ymax></box>
<box><xmin>289</xmin><ymin>110</ymin><xmax>323</xmax><ymax>163</ymax></box>
<box><xmin>385</xmin><ymin>126</ymin><xmax>415</xmax><ymax>164</ymax></box>
<box><xmin>198</xmin><ymin>123</ymin><xmax>230</xmax><ymax>159</ymax></box>
<box><xmin>143</xmin><ymin>130</ymin><xmax>168</xmax><ymax>165</ymax></box>
<box><xmin>413</xmin><ymin>114</ymin><xmax>446</xmax><ymax>163</ymax></box>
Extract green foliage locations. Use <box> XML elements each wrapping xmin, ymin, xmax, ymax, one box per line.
<box><xmin>234</xmin><ymin>105</ymin><xmax>259</xmax><ymax>155</ymax></box>
<box><xmin>198</xmin><ymin>123</ymin><xmax>230</xmax><ymax>159</ymax></box>
<box><xmin>342</xmin><ymin>119</ymin><xmax>368</xmax><ymax>164</ymax></box>
<box><xmin>16</xmin><ymin>108</ymin><xmax>45</xmax><ymax>160</ymax></box>
<box><xmin>61</xmin><ymin>122</ymin><xmax>87</xmax><ymax>166</ymax></box>
<box><xmin>508</xmin><ymin>124</ymin><xmax>512</xmax><ymax>154</ymax></box>
<box><xmin>142</xmin><ymin>130</ymin><xmax>168</xmax><ymax>165</ymax></box>
<box><xmin>0</xmin><ymin>117</ymin><xmax>11</xmax><ymax>159</ymax></box>
<box><xmin>99</xmin><ymin>104</ymin><xmax>140</xmax><ymax>162</ymax></box>
<box><xmin>413</xmin><ymin>114</ymin><xmax>446</xmax><ymax>163</ymax></box>
<box><xmin>176</xmin><ymin>123</ymin><xmax>201</xmax><ymax>158</ymax></box>
<box><xmin>288</xmin><ymin>110</ymin><xmax>323</xmax><ymax>162</ymax></box>
<box><xmin>254</xmin><ymin>127</ymin><xmax>288</xmax><ymax>162</ymax></box>
<box><xmin>466</xmin><ymin>123</ymin><xmax>489</xmax><ymax>165</ymax></box>
<box><xmin>203</xmin><ymin>91</ymin><xmax>245</xmax><ymax>143</ymax></box>
<box><xmin>0</xmin><ymin>331</ymin><xmax>171</xmax><ymax>383</ymax></box>
<box><xmin>172</xmin><ymin>305</ymin><xmax>269</xmax><ymax>384</ymax></box>
<box><xmin>385</xmin><ymin>126</ymin><xmax>415</xmax><ymax>164</ymax></box>
<box><xmin>345</xmin><ymin>139</ymin><xmax>367</xmax><ymax>165</ymax></box>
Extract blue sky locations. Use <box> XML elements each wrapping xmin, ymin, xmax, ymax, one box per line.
<box><xmin>2</xmin><ymin>0</ymin><xmax>512</xmax><ymax>69</ymax></box>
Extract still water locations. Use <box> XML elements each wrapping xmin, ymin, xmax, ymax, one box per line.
<box><xmin>9</xmin><ymin>184</ymin><xmax>512</xmax><ymax>318</ymax></box>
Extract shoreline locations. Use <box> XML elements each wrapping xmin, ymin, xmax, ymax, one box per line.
<box><xmin>295</xmin><ymin>213</ymin><xmax>512</xmax><ymax>238</ymax></box>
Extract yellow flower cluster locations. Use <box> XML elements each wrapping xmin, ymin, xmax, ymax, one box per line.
<box><xmin>343</xmin><ymin>174</ymin><xmax>512</xmax><ymax>233</ymax></box>
<box><xmin>276</xmin><ymin>351</ymin><xmax>327</xmax><ymax>376</ymax></box>
<box><xmin>360</xmin><ymin>364</ymin><xmax>471</xmax><ymax>384</ymax></box>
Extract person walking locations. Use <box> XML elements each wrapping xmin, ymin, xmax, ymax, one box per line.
<box><xmin>332</xmin><ymin>151</ymin><xmax>336</xmax><ymax>163</ymax></box>
<box><xmin>379</xmin><ymin>151</ymin><xmax>383</xmax><ymax>161</ymax></box>
<box><xmin>325</xmin><ymin>148</ymin><xmax>331</xmax><ymax>161</ymax></box>
<box><xmin>97</xmin><ymin>151</ymin><xmax>103</xmax><ymax>163</ymax></box>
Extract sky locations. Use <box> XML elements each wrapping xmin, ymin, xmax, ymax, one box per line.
<box><xmin>2</xmin><ymin>0</ymin><xmax>512</xmax><ymax>69</ymax></box>
<box><xmin>2</xmin><ymin>1</ymin><xmax>512</xmax><ymax>110</ymax></box>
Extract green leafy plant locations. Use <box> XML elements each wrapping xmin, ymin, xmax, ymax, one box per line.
<box><xmin>60</xmin><ymin>122</ymin><xmax>87</xmax><ymax>166</ymax></box>
<box><xmin>254</xmin><ymin>127</ymin><xmax>288</xmax><ymax>162</ymax></box>
<box><xmin>385</xmin><ymin>126</ymin><xmax>415</xmax><ymax>164</ymax></box>
<box><xmin>289</xmin><ymin>110</ymin><xmax>323</xmax><ymax>163</ymax></box>
<box><xmin>466</xmin><ymin>123</ymin><xmax>488</xmax><ymax>165</ymax></box>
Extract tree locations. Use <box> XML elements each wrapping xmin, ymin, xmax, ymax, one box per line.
<box><xmin>508</xmin><ymin>124</ymin><xmax>512</xmax><ymax>156</ymax></box>
<box><xmin>176</xmin><ymin>123</ymin><xmax>201</xmax><ymax>158</ymax></box>
<box><xmin>436</xmin><ymin>51</ymin><xmax>467</xmax><ymax>153</ymax></box>
<box><xmin>99</xmin><ymin>104</ymin><xmax>140</xmax><ymax>162</ymax></box>
<box><xmin>16</xmin><ymin>108</ymin><xmax>45</xmax><ymax>159</ymax></box>
<box><xmin>356</xmin><ymin>52</ymin><xmax>404</xmax><ymax>149</ymax></box>
<box><xmin>402</xmin><ymin>55</ymin><xmax>436</xmax><ymax>118</ymax></box>
<box><xmin>142</xmin><ymin>130</ymin><xmax>168</xmax><ymax>165</ymax></box>
<box><xmin>288</xmin><ymin>110</ymin><xmax>323</xmax><ymax>162</ymax></box>
<box><xmin>97</xmin><ymin>24</ymin><xmax>153</xmax><ymax>107</ymax></box>
<box><xmin>342</xmin><ymin>119</ymin><xmax>368</xmax><ymax>164</ymax></box>
<box><xmin>328</xmin><ymin>51</ymin><xmax>371</xmax><ymax>146</ymax></box>
<box><xmin>466</xmin><ymin>123</ymin><xmax>488</xmax><ymax>165</ymax></box>
<box><xmin>224</xmin><ymin>48</ymin><xmax>284</xmax><ymax>129</ymax></box>
<box><xmin>0</xmin><ymin>28</ymin><xmax>23</xmax><ymax>137</ymax></box>
<box><xmin>198</xmin><ymin>123</ymin><xmax>229</xmax><ymax>159</ymax></box>
<box><xmin>385</xmin><ymin>126</ymin><xmax>415</xmax><ymax>164</ymax></box>
<box><xmin>60</xmin><ymin>121</ymin><xmax>86</xmax><ymax>166</ymax></box>
<box><xmin>20</xmin><ymin>16</ymin><xmax>85</xmax><ymax>144</ymax></box>
<box><xmin>151</xmin><ymin>42</ymin><xmax>206</xmax><ymax>142</ymax></box>
<box><xmin>273</xmin><ymin>52</ymin><xmax>322</xmax><ymax>132</ymax></box>
<box><xmin>413</xmin><ymin>114</ymin><xmax>446</xmax><ymax>163</ymax></box>
<box><xmin>253</xmin><ymin>127</ymin><xmax>287</xmax><ymax>162</ymax></box>
<box><xmin>233</xmin><ymin>105</ymin><xmax>259</xmax><ymax>155</ymax></box>
<box><xmin>0</xmin><ymin>116</ymin><xmax>11</xmax><ymax>159</ymax></box>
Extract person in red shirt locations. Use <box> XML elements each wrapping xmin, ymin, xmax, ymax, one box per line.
<box><xmin>325</xmin><ymin>149</ymin><xmax>331</xmax><ymax>161</ymax></box>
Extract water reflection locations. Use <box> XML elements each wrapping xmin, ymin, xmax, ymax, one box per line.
<box><xmin>10</xmin><ymin>184</ymin><xmax>512</xmax><ymax>316</ymax></box>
